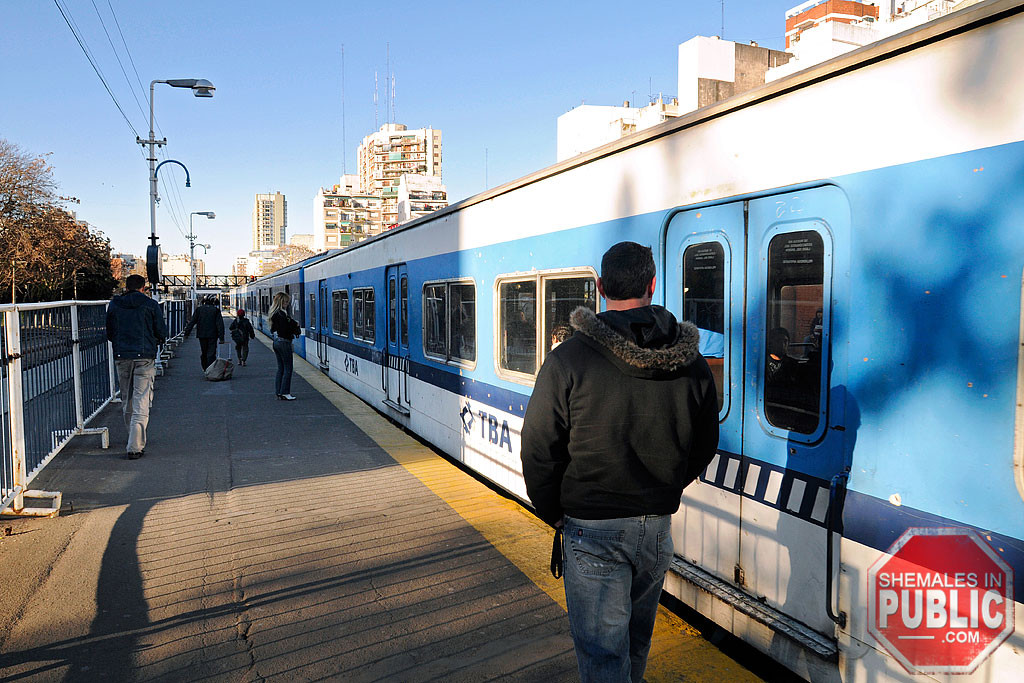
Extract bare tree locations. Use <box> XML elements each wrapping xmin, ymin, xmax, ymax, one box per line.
<box><xmin>0</xmin><ymin>138</ymin><xmax>115</xmax><ymax>302</ymax></box>
<box><xmin>0</xmin><ymin>139</ymin><xmax>57</xmax><ymax>232</ymax></box>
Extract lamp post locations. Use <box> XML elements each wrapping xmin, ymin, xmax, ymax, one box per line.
<box><xmin>137</xmin><ymin>78</ymin><xmax>215</xmax><ymax>300</ymax></box>
<box><xmin>187</xmin><ymin>211</ymin><xmax>215</xmax><ymax>308</ymax></box>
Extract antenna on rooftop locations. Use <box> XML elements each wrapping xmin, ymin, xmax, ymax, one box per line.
<box><xmin>721</xmin><ymin>0</ymin><xmax>725</xmax><ymax>39</ymax></box>
<box><xmin>341</xmin><ymin>44</ymin><xmax>347</xmax><ymax>175</ymax></box>
<box><xmin>386</xmin><ymin>42</ymin><xmax>390</xmax><ymax>125</ymax></box>
<box><xmin>374</xmin><ymin>70</ymin><xmax>379</xmax><ymax>130</ymax></box>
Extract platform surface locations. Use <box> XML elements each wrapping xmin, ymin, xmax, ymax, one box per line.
<box><xmin>0</xmin><ymin>330</ymin><xmax>763</xmax><ymax>682</ymax></box>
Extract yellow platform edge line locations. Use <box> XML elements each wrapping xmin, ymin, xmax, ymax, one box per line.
<box><xmin>268</xmin><ymin>337</ymin><xmax>762</xmax><ymax>682</ymax></box>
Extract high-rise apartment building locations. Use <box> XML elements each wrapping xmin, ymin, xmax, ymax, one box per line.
<box><xmin>252</xmin><ymin>192</ymin><xmax>288</xmax><ymax>250</ymax></box>
<box><xmin>357</xmin><ymin>124</ymin><xmax>442</xmax><ymax>229</ymax></box>
<box><xmin>313</xmin><ymin>175</ymin><xmax>385</xmax><ymax>250</ymax></box>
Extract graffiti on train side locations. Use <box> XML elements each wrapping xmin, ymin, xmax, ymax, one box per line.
<box><xmin>461</xmin><ymin>400</ymin><xmax>512</xmax><ymax>452</ymax></box>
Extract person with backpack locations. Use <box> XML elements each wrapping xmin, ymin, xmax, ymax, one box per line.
<box><xmin>230</xmin><ymin>309</ymin><xmax>256</xmax><ymax>366</ymax></box>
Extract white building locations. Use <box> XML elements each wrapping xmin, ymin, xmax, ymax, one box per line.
<box><xmin>252</xmin><ymin>192</ymin><xmax>287</xmax><ymax>250</ymax></box>
<box><xmin>313</xmin><ymin>175</ymin><xmax>385</xmax><ymax>250</ymax></box>
<box><xmin>161</xmin><ymin>253</ymin><xmax>203</xmax><ymax>277</ymax></box>
<box><xmin>358</xmin><ymin>124</ymin><xmax>442</xmax><ymax>228</ymax></box>
<box><xmin>767</xmin><ymin>0</ymin><xmax>983</xmax><ymax>81</ymax></box>
<box><xmin>557</xmin><ymin>99</ymin><xmax>681</xmax><ymax>162</ymax></box>
<box><xmin>396</xmin><ymin>174</ymin><xmax>448</xmax><ymax>224</ymax></box>
<box><xmin>556</xmin><ymin>36</ymin><xmax>790</xmax><ymax>160</ymax></box>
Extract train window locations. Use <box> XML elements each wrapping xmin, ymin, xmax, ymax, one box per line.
<box><xmin>682</xmin><ymin>242</ymin><xmax>726</xmax><ymax>410</ymax></box>
<box><xmin>423</xmin><ymin>284</ymin><xmax>446</xmax><ymax>357</ymax></box>
<box><xmin>764</xmin><ymin>230</ymin><xmax>825</xmax><ymax>434</ymax></box>
<box><xmin>332</xmin><ymin>290</ymin><xmax>349</xmax><ymax>337</ymax></box>
<box><xmin>543</xmin><ymin>276</ymin><xmax>597</xmax><ymax>358</ymax></box>
<box><xmin>353</xmin><ymin>288</ymin><xmax>376</xmax><ymax>343</ymax></box>
<box><xmin>309</xmin><ymin>294</ymin><xmax>316</xmax><ymax>330</ymax></box>
<box><xmin>497</xmin><ymin>268</ymin><xmax>598</xmax><ymax>382</ymax></box>
<box><xmin>401</xmin><ymin>276</ymin><xmax>408</xmax><ymax>347</ymax></box>
<box><xmin>423</xmin><ymin>280</ymin><xmax>476</xmax><ymax>364</ymax></box>
<box><xmin>388</xmin><ymin>278</ymin><xmax>397</xmax><ymax>344</ymax></box>
<box><xmin>499</xmin><ymin>280</ymin><xmax>537</xmax><ymax>375</ymax></box>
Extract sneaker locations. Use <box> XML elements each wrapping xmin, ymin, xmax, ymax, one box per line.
<box><xmin>280</xmin><ymin>394</ymin><xmax>297</xmax><ymax>401</ymax></box>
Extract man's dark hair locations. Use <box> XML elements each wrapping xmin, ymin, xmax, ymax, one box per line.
<box><xmin>126</xmin><ymin>274</ymin><xmax>146</xmax><ymax>291</ymax></box>
<box><xmin>600</xmin><ymin>242</ymin><xmax>655</xmax><ymax>300</ymax></box>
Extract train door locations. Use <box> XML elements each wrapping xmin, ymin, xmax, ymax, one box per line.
<box><xmin>383</xmin><ymin>264</ymin><xmax>410</xmax><ymax>415</ymax></box>
<box><xmin>316</xmin><ymin>279</ymin><xmax>330</xmax><ymax>372</ymax></box>
<box><xmin>667</xmin><ymin>186</ymin><xmax>851</xmax><ymax>639</ymax></box>
<box><xmin>665</xmin><ymin>202</ymin><xmax>745</xmax><ymax>588</ymax></box>
<box><xmin>739</xmin><ymin>186</ymin><xmax>850</xmax><ymax>636</ymax></box>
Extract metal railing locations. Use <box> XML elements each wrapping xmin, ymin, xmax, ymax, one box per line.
<box><xmin>1</xmin><ymin>300</ymin><xmax>115</xmax><ymax>516</ymax></box>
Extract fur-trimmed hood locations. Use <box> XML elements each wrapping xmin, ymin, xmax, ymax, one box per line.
<box><xmin>568</xmin><ymin>305</ymin><xmax>701</xmax><ymax>376</ymax></box>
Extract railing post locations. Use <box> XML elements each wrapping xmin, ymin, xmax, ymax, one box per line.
<box><xmin>70</xmin><ymin>304</ymin><xmax>85</xmax><ymax>430</ymax></box>
<box><xmin>5</xmin><ymin>309</ymin><xmax>27</xmax><ymax>513</ymax></box>
<box><xmin>109</xmin><ymin>340</ymin><xmax>120</xmax><ymax>403</ymax></box>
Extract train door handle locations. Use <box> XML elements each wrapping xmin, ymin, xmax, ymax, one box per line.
<box><xmin>825</xmin><ymin>466</ymin><xmax>850</xmax><ymax>629</ymax></box>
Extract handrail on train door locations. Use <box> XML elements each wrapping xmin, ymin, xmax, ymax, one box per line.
<box><xmin>825</xmin><ymin>466</ymin><xmax>850</xmax><ymax>629</ymax></box>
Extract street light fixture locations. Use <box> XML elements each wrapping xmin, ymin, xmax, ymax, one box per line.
<box><xmin>187</xmin><ymin>211</ymin><xmax>215</xmax><ymax>309</ymax></box>
<box><xmin>137</xmin><ymin>77</ymin><xmax>216</xmax><ymax>300</ymax></box>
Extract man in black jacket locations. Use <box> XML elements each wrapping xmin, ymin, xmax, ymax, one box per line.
<box><xmin>521</xmin><ymin>241</ymin><xmax>719</xmax><ymax>683</ymax></box>
<box><xmin>183</xmin><ymin>295</ymin><xmax>225</xmax><ymax>371</ymax></box>
<box><xmin>106</xmin><ymin>274</ymin><xmax>168</xmax><ymax>458</ymax></box>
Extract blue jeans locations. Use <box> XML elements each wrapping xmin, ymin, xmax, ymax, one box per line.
<box><xmin>562</xmin><ymin>514</ymin><xmax>673</xmax><ymax>683</ymax></box>
<box><xmin>273</xmin><ymin>339</ymin><xmax>293</xmax><ymax>395</ymax></box>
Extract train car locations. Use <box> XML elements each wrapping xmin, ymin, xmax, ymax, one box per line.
<box><xmin>240</xmin><ymin>251</ymin><xmax>339</xmax><ymax>358</ymax></box>
<box><xmin>238</xmin><ymin>3</ymin><xmax>1024</xmax><ymax>680</ymax></box>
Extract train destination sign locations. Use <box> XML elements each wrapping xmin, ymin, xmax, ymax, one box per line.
<box><xmin>867</xmin><ymin>527</ymin><xmax>1014</xmax><ymax>674</ymax></box>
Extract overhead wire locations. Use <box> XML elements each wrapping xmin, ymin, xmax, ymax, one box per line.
<box><xmin>100</xmin><ymin>0</ymin><xmax>190</xmax><ymax>240</ymax></box>
<box><xmin>53</xmin><ymin>0</ymin><xmax>139</xmax><ymax>138</ymax></box>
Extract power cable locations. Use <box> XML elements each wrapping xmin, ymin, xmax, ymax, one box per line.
<box><xmin>53</xmin><ymin>0</ymin><xmax>139</xmax><ymax>138</ymax></box>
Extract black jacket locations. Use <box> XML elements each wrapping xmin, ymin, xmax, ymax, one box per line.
<box><xmin>184</xmin><ymin>304</ymin><xmax>224</xmax><ymax>341</ymax></box>
<box><xmin>520</xmin><ymin>305</ymin><xmax>719</xmax><ymax>525</ymax></box>
<box><xmin>270</xmin><ymin>310</ymin><xmax>300</xmax><ymax>340</ymax></box>
<box><xmin>230</xmin><ymin>317</ymin><xmax>255</xmax><ymax>344</ymax></box>
<box><xmin>105</xmin><ymin>291</ymin><xmax>168</xmax><ymax>360</ymax></box>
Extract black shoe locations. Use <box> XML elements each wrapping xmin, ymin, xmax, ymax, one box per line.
<box><xmin>126</xmin><ymin>451</ymin><xmax>143</xmax><ymax>460</ymax></box>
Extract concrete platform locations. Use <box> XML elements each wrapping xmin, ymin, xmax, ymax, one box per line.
<box><xmin>0</xmin><ymin>330</ymin><xmax>764</xmax><ymax>682</ymax></box>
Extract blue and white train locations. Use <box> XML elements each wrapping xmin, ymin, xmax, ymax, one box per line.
<box><xmin>236</xmin><ymin>3</ymin><xmax>1024</xmax><ymax>680</ymax></box>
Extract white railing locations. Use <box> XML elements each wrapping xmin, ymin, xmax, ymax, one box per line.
<box><xmin>0</xmin><ymin>300</ymin><xmax>114</xmax><ymax>516</ymax></box>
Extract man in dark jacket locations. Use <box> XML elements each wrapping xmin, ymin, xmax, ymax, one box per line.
<box><xmin>521</xmin><ymin>241</ymin><xmax>719</xmax><ymax>683</ymax></box>
<box><xmin>183</xmin><ymin>295</ymin><xmax>225</xmax><ymax>371</ymax></box>
<box><xmin>106</xmin><ymin>274</ymin><xmax>168</xmax><ymax>458</ymax></box>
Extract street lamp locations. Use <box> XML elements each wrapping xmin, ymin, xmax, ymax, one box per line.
<box><xmin>137</xmin><ymin>78</ymin><xmax>216</xmax><ymax>300</ymax></box>
<box><xmin>187</xmin><ymin>211</ymin><xmax>215</xmax><ymax>308</ymax></box>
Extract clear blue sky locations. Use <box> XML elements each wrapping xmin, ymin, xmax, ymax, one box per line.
<box><xmin>2</xmin><ymin>1</ymin><xmax>795</xmax><ymax>272</ymax></box>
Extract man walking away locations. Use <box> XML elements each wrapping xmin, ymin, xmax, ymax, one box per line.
<box><xmin>183</xmin><ymin>295</ymin><xmax>225</xmax><ymax>371</ymax></box>
<box><xmin>521</xmin><ymin>241</ymin><xmax>720</xmax><ymax>683</ymax></box>
<box><xmin>106</xmin><ymin>274</ymin><xmax>168</xmax><ymax>459</ymax></box>
<box><xmin>230</xmin><ymin>309</ymin><xmax>256</xmax><ymax>366</ymax></box>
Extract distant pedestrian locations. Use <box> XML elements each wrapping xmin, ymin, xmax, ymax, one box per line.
<box><xmin>269</xmin><ymin>292</ymin><xmax>300</xmax><ymax>400</ymax></box>
<box><xmin>105</xmin><ymin>274</ymin><xmax>168</xmax><ymax>459</ymax></box>
<box><xmin>183</xmin><ymin>295</ymin><xmax>225</xmax><ymax>371</ymax></box>
<box><xmin>230</xmin><ymin>309</ymin><xmax>256</xmax><ymax>366</ymax></box>
<box><xmin>521</xmin><ymin>241</ymin><xmax>720</xmax><ymax>683</ymax></box>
